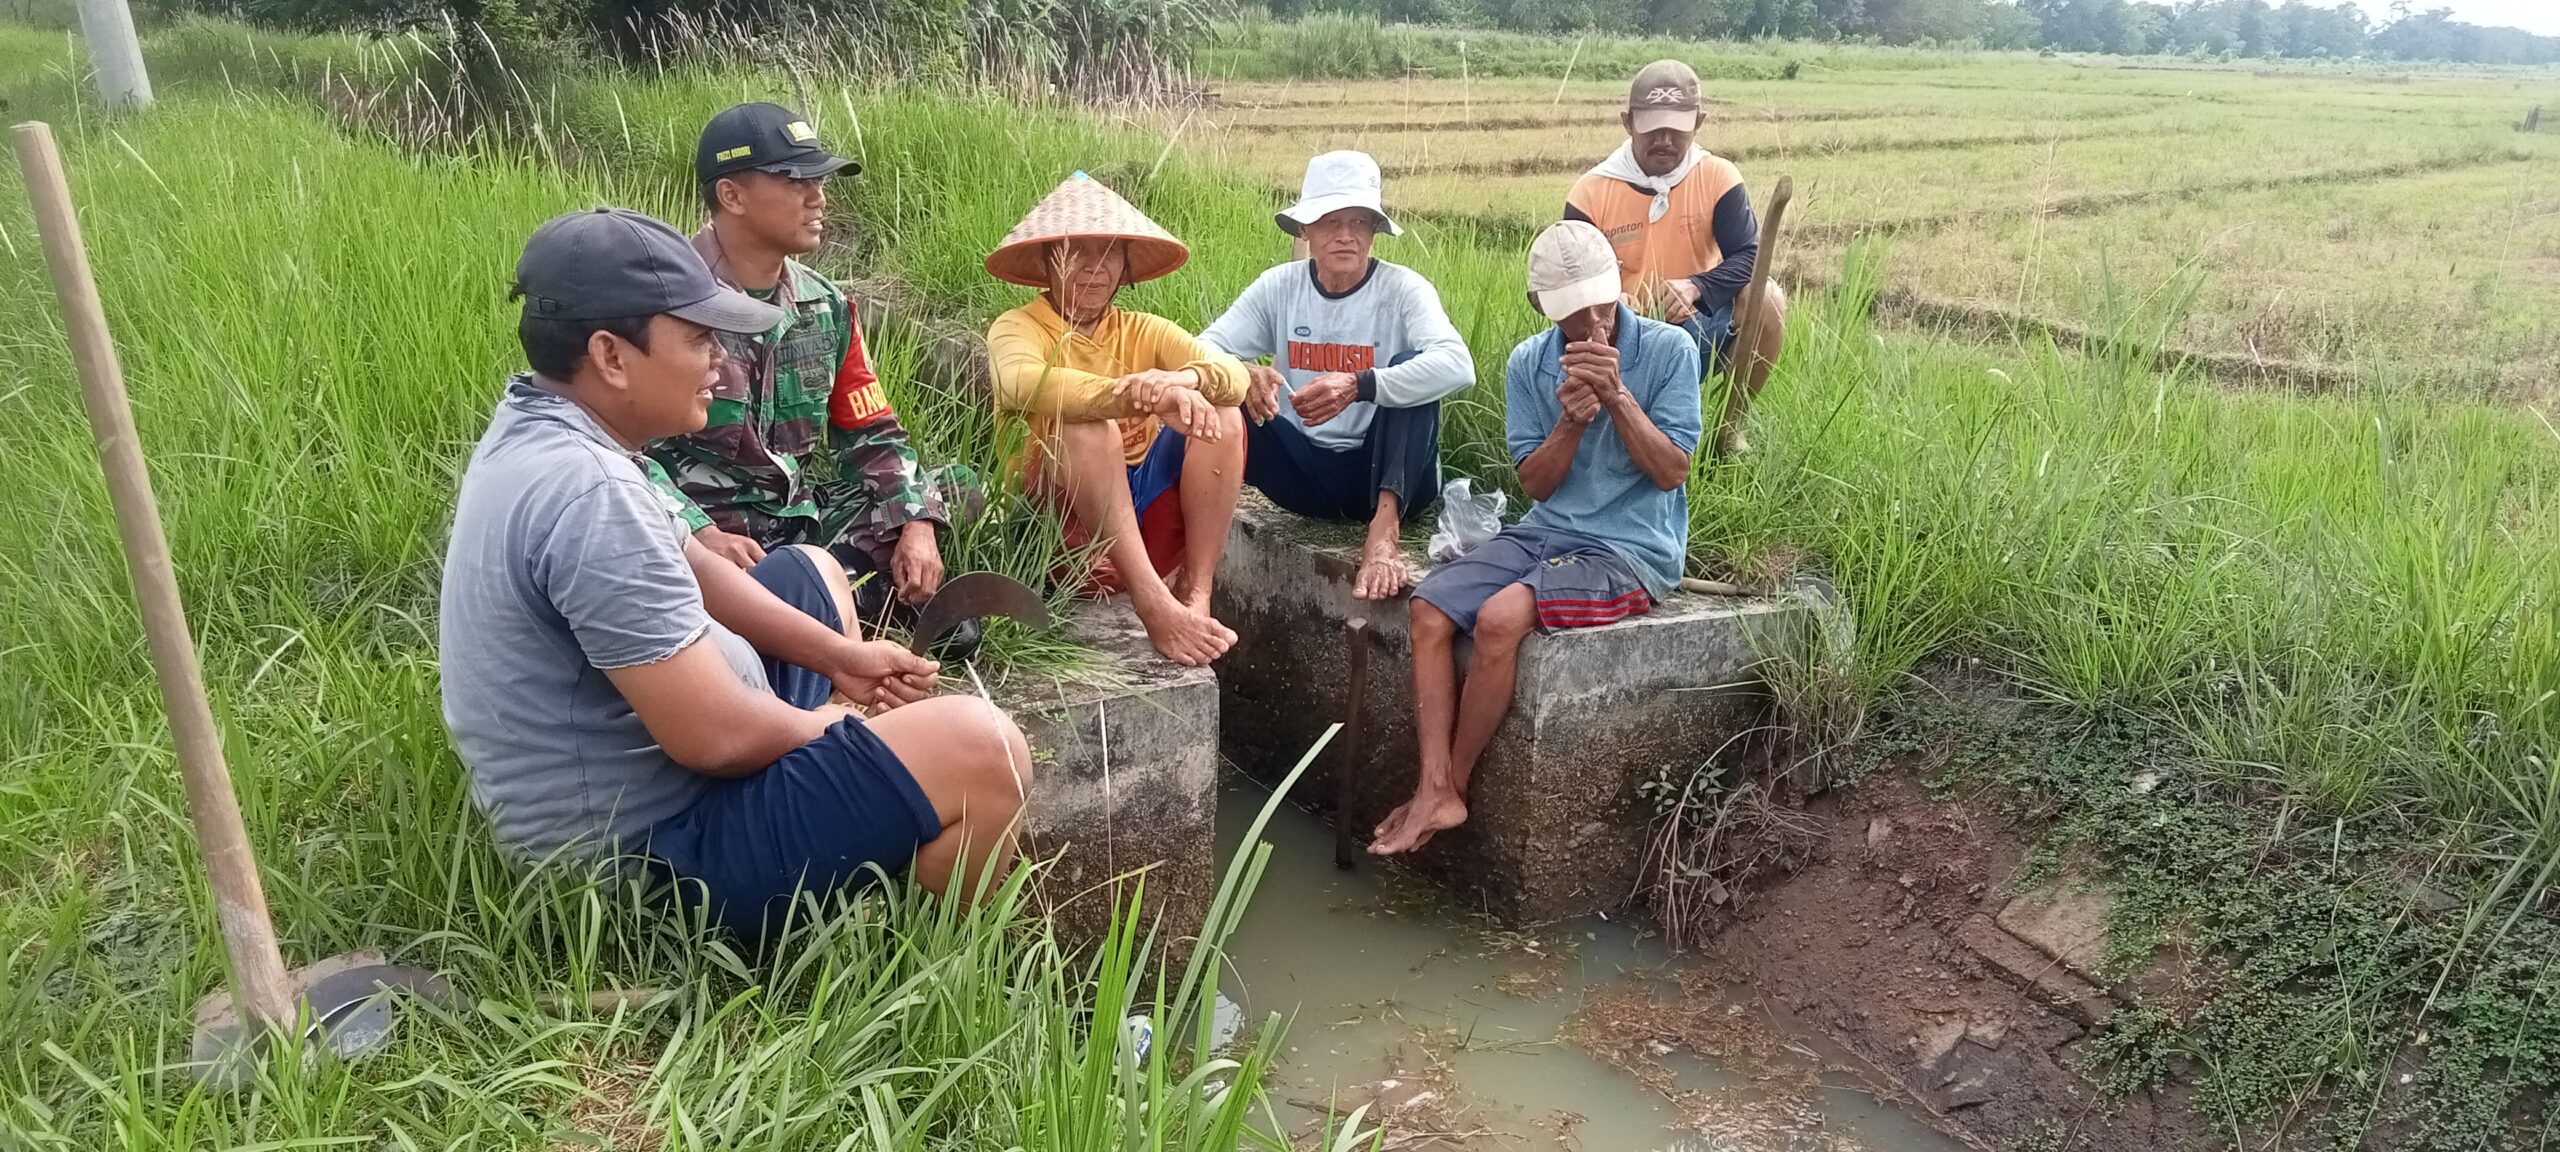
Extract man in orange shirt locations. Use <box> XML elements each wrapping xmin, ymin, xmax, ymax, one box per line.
<box><xmin>983</xmin><ymin>173</ymin><xmax>1249</xmax><ymax>667</ymax></box>
<box><xmin>1565</xmin><ymin>59</ymin><xmax>1787</xmax><ymax>456</ymax></box>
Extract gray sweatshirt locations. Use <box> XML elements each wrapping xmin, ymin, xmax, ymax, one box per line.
<box><xmin>1199</xmin><ymin>258</ymin><xmax>1474</xmax><ymax>451</ymax></box>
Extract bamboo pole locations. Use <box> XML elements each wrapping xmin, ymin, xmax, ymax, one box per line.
<box><xmin>13</xmin><ymin>122</ymin><xmax>294</xmax><ymax>1032</ymax></box>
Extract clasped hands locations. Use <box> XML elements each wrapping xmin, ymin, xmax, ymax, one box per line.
<box><xmin>1241</xmin><ymin>363</ymin><xmax>1358</xmax><ymax>428</ymax></box>
<box><xmin>1111</xmin><ymin>367</ymin><xmax>1225</xmax><ymax>442</ymax></box>
<box><xmin>822</xmin><ymin>636</ymin><xmax>939</xmax><ymax>715</ymax></box>
<box><xmin>1556</xmin><ymin>339</ymin><xmax>1625</xmax><ymax>427</ymax></box>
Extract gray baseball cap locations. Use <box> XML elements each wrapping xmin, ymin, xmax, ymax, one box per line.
<box><xmin>513</xmin><ymin>207</ymin><xmax>782</xmax><ymax>333</ymax></box>
<box><xmin>1628</xmin><ymin>59</ymin><xmax>1702</xmax><ymax>134</ymax></box>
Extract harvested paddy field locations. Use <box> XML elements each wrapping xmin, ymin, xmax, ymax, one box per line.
<box><xmin>1189</xmin><ymin>59</ymin><xmax>2560</xmax><ymax>391</ymax></box>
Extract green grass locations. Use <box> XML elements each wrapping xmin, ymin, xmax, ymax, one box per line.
<box><xmin>1198</xmin><ymin>11</ymin><xmax>1965</xmax><ymax>81</ymax></box>
<box><xmin>8</xmin><ymin>15</ymin><xmax>2560</xmax><ymax>1145</ymax></box>
<box><xmin>0</xmin><ymin>92</ymin><xmax>1362</xmax><ymax>1149</ymax></box>
<box><xmin>1877</xmin><ymin>696</ymin><xmax>2560</xmax><ymax>1149</ymax></box>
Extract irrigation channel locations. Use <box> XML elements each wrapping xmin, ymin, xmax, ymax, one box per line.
<box><xmin>1213</xmin><ymin>780</ymin><xmax>1967</xmax><ymax>1151</ymax></box>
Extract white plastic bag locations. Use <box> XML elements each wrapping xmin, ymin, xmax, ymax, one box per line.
<box><xmin>1427</xmin><ymin>477</ymin><xmax>1507</xmax><ymax>563</ymax></box>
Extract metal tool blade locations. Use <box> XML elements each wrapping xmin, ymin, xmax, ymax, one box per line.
<box><xmin>908</xmin><ymin>571</ymin><xmax>1051</xmax><ymax>656</ymax></box>
<box><xmin>185</xmin><ymin>949</ymin><xmax>457</xmax><ymax>1087</ymax></box>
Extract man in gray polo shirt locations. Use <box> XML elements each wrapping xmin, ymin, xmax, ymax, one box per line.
<box><xmin>439</xmin><ymin>207</ymin><xmax>1034</xmax><ymax>937</ymax></box>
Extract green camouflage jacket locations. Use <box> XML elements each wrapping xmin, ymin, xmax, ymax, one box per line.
<box><xmin>642</xmin><ymin>228</ymin><xmax>954</xmax><ymax>560</ymax></box>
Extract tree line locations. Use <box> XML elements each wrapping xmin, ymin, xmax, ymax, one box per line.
<box><xmin>1269</xmin><ymin>0</ymin><xmax>2560</xmax><ymax>63</ymax></box>
<box><xmin>119</xmin><ymin>0</ymin><xmax>2560</xmax><ymax>68</ymax></box>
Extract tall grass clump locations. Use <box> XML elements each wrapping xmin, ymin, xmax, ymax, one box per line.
<box><xmin>1685</xmin><ymin>244</ymin><xmax>2560</xmax><ymax>833</ymax></box>
<box><xmin>0</xmin><ymin>93</ymin><xmax>1349</xmax><ymax>1148</ymax></box>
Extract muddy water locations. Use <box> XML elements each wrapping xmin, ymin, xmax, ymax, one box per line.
<box><xmin>1216</xmin><ymin>780</ymin><xmax>1969</xmax><ymax>1152</ymax></box>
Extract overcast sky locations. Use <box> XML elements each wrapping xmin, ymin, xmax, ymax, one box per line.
<box><xmin>2351</xmin><ymin>0</ymin><xmax>2560</xmax><ymax>36</ymax></box>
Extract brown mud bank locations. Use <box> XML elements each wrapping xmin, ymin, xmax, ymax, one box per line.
<box><xmin>1664</xmin><ymin>767</ymin><xmax>2217</xmax><ymax>1151</ymax></box>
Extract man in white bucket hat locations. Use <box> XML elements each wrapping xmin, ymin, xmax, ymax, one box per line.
<box><xmin>1199</xmin><ymin>150</ymin><xmax>1474</xmax><ymax>601</ymax></box>
<box><xmin>1370</xmin><ymin>220</ymin><xmax>1702</xmax><ymax>857</ymax></box>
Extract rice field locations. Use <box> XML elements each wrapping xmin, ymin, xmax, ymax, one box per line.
<box><xmin>1186</xmin><ymin>56</ymin><xmax>2560</xmax><ymax>393</ymax></box>
<box><xmin>5</xmin><ymin>13</ymin><xmax>2560</xmax><ymax>1146</ymax></box>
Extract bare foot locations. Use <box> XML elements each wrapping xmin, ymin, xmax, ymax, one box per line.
<box><xmin>1352</xmin><ymin>543</ymin><xmax>1414</xmax><ymax>601</ymax></box>
<box><xmin>1370</xmin><ymin>789</ymin><xmax>1468</xmax><ymax>855</ymax></box>
<box><xmin>1132</xmin><ymin>593</ymin><xmax>1235</xmax><ymax>667</ymax></box>
<box><xmin>1168</xmin><ymin>569</ymin><xmax>1217</xmax><ymax>615</ymax></box>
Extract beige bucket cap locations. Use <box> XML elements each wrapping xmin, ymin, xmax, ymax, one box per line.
<box><xmin>985</xmin><ymin>171</ymin><xmax>1190</xmax><ymax>287</ymax></box>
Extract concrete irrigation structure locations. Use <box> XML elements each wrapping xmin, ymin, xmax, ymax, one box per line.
<box><xmin>852</xmin><ymin>292</ymin><xmax>1813</xmax><ymax>935</ymax></box>
<box><xmin>1215</xmin><ymin>495</ymin><xmax>1807</xmax><ymax>924</ymax></box>
<box><xmin>999</xmin><ymin>500</ymin><xmax>1812</xmax><ymax>935</ymax></box>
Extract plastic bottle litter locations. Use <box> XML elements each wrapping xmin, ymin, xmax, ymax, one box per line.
<box><xmin>1123</xmin><ymin>1014</ymin><xmax>1153</xmax><ymax>1068</ymax></box>
<box><xmin>1427</xmin><ymin>477</ymin><xmax>1506</xmax><ymax>563</ymax></box>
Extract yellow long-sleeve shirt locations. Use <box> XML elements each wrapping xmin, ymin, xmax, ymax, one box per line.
<box><xmin>987</xmin><ymin>295</ymin><xmax>1249</xmax><ymax>467</ymax></box>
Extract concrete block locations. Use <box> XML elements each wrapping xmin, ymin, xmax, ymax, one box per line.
<box><xmin>1995</xmin><ymin>881</ymin><xmax>2114</xmax><ymax>980</ymax></box>
<box><xmin>1955</xmin><ymin>915</ymin><xmax>2114</xmax><ymax>1028</ymax></box>
<box><xmin>1000</xmin><ymin>603</ymin><xmax>1219</xmax><ymax>946</ymax></box>
<box><xmin>1213</xmin><ymin>493</ymin><xmax>1808</xmax><ymax>924</ymax></box>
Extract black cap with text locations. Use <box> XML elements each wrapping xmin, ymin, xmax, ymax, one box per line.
<box><xmin>695</xmin><ymin>102</ymin><xmax>858</xmax><ymax>184</ymax></box>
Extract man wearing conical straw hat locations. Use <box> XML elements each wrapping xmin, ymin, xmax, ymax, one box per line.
<box><xmin>985</xmin><ymin>172</ymin><xmax>1250</xmax><ymax>667</ymax></box>
<box><xmin>1200</xmin><ymin>150</ymin><xmax>1474</xmax><ymax>602</ymax></box>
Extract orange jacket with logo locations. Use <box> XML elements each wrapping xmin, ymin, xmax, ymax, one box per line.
<box><xmin>1564</xmin><ymin>152</ymin><xmax>1759</xmax><ymax>317</ymax></box>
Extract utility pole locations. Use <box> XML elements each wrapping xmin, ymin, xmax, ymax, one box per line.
<box><xmin>75</xmin><ymin>0</ymin><xmax>153</xmax><ymax>110</ymax></box>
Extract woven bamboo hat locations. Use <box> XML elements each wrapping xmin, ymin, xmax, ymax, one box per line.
<box><xmin>984</xmin><ymin>171</ymin><xmax>1190</xmax><ymax>288</ymax></box>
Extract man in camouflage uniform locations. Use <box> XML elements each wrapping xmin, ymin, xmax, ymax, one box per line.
<box><xmin>647</xmin><ymin>102</ymin><xmax>983</xmax><ymax>626</ymax></box>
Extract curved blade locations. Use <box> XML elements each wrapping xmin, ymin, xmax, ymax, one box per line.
<box><xmin>909</xmin><ymin>571</ymin><xmax>1050</xmax><ymax>656</ymax></box>
<box><xmin>187</xmin><ymin>952</ymin><xmax>457</xmax><ymax>1087</ymax></box>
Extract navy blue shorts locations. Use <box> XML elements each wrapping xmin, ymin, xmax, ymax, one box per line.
<box><xmin>644</xmin><ymin>548</ymin><xmax>942</xmax><ymax>938</ymax></box>
<box><xmin>1412</xmin><ymin>524</ymin><xmax>1654</xmax><ymax>634</ymax></box>
<box><xmin>1126</xmin><ymin>422</ymin><xmax>1188</xmax><ymax>514</ymax></box>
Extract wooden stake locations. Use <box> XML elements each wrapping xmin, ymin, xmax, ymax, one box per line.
<box><xmin>1722</xmin><ymin>174</ymin><xmax>1795</xmax><ymax>426</ymax></box>
<box><xmin>13</xmin><ymin>122</ymin><xmax>295</xmax><ymax>1033</ymax></box>
<box><xmin>1335</xmin><ymin>618</ymin><xmax>1370</xmax><ymax>870</ymax></box>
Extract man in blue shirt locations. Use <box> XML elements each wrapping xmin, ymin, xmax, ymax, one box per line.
<box><xmin>1371</xmin><ymin>220</ymin><xmax>1702</xmax><ymax>857</ymax></box>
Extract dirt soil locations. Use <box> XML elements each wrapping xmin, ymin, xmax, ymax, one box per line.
<box><xmin>1678</xmin><ymin>770</ymin><xmax>2215</xmax><ymax>1151</ymax></box>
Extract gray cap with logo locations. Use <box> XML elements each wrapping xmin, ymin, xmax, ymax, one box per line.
<box><xmin>1627</xmin><ymin>59</ymin><xmax>1703</xmax><ymax>134</ymax></box>
<box><xmin>513</xmin><ymin>206</ymin><xmax>782</xmax><ymax>333</ymax></box>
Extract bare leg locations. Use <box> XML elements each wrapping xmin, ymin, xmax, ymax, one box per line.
<box><xmin>1352</xmin><ymin>490</ymin><xmax>1414</xmax><ymax>601</ymax></box>
<box><xmin>1718</xmin><ymin>281</ymin><xmax>1788</xmax><ymax>456</ymax></box>
<box><xmin>865</xmin><ymin>695</ymin><xmax>1034</xmax><ymax>905</ymax></box>
<box><xmin>1444</xmin><ymin>583</ymin><xmax>1534</xmax><ymax>793</ymax></box>
<box><xmin>1048</xmin><ymin>418</ymin><xmax>1233</xmax><ymax>666</ymax></box>
<box><xmin>1374</xmin><ymin>583</ymin><xmax>1533</xmax><ymax>855</ymax></box>
<box><xmin>1170</xmin><ymin>406</ymin><xmax>1246</xmax><ymax>614</ymax></box>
